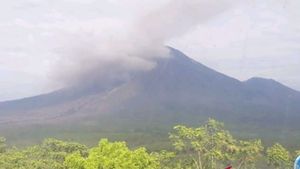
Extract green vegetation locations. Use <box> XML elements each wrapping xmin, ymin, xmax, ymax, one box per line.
<box><xmin>169</xmin><ymin>119</ymin><xmax>264</xmax><ymax>169</ymax></box>
<box><xmin>0</xmin><ymin>137</ymin><xmax>6</xmax><ymax>153</ymax></box>
<box><xmin>0</xmin><ymin>119</ymin><xmax>298</xmax><ymax>169</ymax></box>
<box><xmin>266</xmin><ymin>143</ymin><xmax>292</xmax><ymax>169</ymax></box>
<box><xmin>0</xmin><ymin>138</ymin><xmax>88</xmax><ymax>169</ymax></box>
<box><xmin>64</xmin><ymin>139</ymin><xmax>160</xmax><ymax>169</ymax></box>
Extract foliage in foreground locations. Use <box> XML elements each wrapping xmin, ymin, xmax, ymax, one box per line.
<box><xmin>64</xmin><ymin>139</ymin><xmax>160</xmax><ymax>169</ymax></box>
<box><xmin>0</xmin><ymin>119</ymin><xmax>299</xmax><ymax>169</ymax></box>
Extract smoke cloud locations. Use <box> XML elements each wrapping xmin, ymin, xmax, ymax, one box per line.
<box><xmin>53</xmin><ymin>0</ymin><xmax>236</xmax><ymax>88</ymax></box>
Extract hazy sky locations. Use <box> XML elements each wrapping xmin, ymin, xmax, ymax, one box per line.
<box><xmin>0</xmin><ymin>0</ymin><xmax>299</xmax><ymax>101</ymax></box>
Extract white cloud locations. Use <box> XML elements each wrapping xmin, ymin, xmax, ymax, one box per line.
<box><xmin>0</xmin><ymin>0</ymin><xmax>299</xmax><ymax>101</ymax></box>
<box><xmin>170</xmin><ymin>0</ymin><xmax>300</xmax><ymax>90</ymax></box>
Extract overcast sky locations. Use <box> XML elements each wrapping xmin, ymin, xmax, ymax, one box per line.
<box><xmin>0</xmin><ymin>0</ymin><xmax>299</xmax><ymax>101</ymax></box>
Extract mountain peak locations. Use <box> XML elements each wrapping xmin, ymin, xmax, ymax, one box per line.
<box><xmin>1</xmin><ymin>47</ymin><xmax>300</xmax><ymax>142</ymax></box>
<box><xmin>244</xmin><ymin>77</ymin><xmax>298</xmax><ymax>93</ymax></box>
<box><xmin>246</xmin><ymin>77</ymin><xmax>277</xmax><ymax>84</ymax></box>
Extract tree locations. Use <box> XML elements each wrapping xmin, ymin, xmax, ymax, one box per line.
<box><xmin>267</xmin><ymin>143</ymin><xmax>292</xmax><ymax>169</ymax></box>
<box><xmin>64</xmin><ymin>139</ymin><xmax>160</xmax><ymax>169</ymax></box>
<box><xmin>169</xmin><ymin>124</ymin><xmax>207</xmax><ymax>169</ymax></box>
<box><xmin>294</xmin><ymin>150</ymin><xmax>300</xmax><ymax>161</ymax></box>
<box><xmin>235</xmin><ymin>139</ymin><xmax>263</xmax><ymax>169</ymax></box>
<box><xmin>151</xmin><ymin>150</ymin><xmax>175</xmax><ymax>169</ymax></box>
<box><xmin>203</xmin><ymin>119</ymin><xmax>238</xmax><ymax>168</ymax></box>
<box><xmin>0</xmin><ymin>138</ymin><xmax>88</xmax><ymax>169</ymax></box>
<box><xmin>169</xmin><ymin>119</ymin><xmax>237</xmax><ymax>169</ymax></box>
<box><xmin>41</xmin><ymin>138</ymin><xmax>88</xmax><ymax>162</ymax></box>
<box><xmin>0</xmin><ymin>137</ymin><xmax>6</xmax><ymax>153</ymax></box>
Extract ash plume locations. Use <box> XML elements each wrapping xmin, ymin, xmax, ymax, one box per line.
<box><xmin>52</xmin><ymin>0</ymin><xmax>236</xmax><ymax>88</ymax></box>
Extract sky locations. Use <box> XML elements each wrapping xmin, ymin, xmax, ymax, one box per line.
<box><xmin>0</xmin><ymin>0</ymin><xmax>299</xmax><ymax>101</ymax></box>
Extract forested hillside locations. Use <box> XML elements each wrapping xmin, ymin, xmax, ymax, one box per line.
<box><xmin>0</xmin><ymin>119</ymin><xmax>298</xmax><ymax>169</ymax></box>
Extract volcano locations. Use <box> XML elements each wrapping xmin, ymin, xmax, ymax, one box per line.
<box><xmin>1</xmin><ymin>47</ymin><xmax>300</xmax><ymax>146</ymax></box>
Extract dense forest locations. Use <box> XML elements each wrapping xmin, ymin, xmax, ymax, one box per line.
<box><xmin>0</xmin><ymin>119</ymin><xmax>298</xmax><ymax>169</ymax></box>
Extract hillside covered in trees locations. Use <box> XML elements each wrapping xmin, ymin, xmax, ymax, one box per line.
<box><xmin>0</xmin><ymin>119</ymin><xmax>298</xmax><ymax>169</ymax></box>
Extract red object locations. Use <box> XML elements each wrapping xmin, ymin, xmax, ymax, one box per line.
<box><xmin>225</xmin><ymin>166</ymin><xmax>232</xmax><ymax>169</ymax></box>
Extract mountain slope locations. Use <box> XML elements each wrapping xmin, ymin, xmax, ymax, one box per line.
<box><xmin>0</xmin><ymin>47</ymin><xmax>300</xmax><ymax>146</ymax></box>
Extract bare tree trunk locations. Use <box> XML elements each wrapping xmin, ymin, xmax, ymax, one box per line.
<box><xmin>197</xmin><ymin>151</ymin><xmax>203</xmax><ymax>169</ymax></box>
<box><xmin>211</xmin><ymin>156</ymin><xmax>214</xmax><ymax>169</ymax></box>
<box><xmin>190</xmin><ymin>154</ymin><xmax>200</xmax><ymax>169</ymax></box>
<box><xmin>237</xmin><ymin>160</ymin><xmax>244</xmax><ymax>169</ymax></box>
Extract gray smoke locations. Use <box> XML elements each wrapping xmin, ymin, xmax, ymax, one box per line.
<box><xmin>53</xmin><ymin>0</ymin><xmax>237</xmax><ymax>88</ymax></box>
